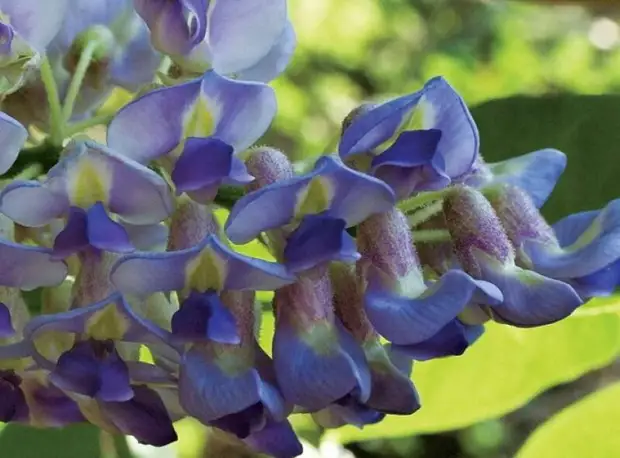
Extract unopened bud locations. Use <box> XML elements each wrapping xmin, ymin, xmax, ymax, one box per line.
<box><xmin>443</xmin><ymin>185</ymin><xmax>514</xmax><ymax>276</ymax></box>
<box><xmin>245</xmin><ymin>147</ymin><xmax>294</xmax><ymax>191</ymax></box>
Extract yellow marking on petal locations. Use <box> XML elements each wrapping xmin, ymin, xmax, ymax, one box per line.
<box><xmin>213</xmin><ymin>345</ymin><xmax>254</xmax><ymax>378</ymax></box>
<box><xmin>397</xmin><ymin>268</ymin><xmax>428</xmax><ymax>299</ymax></box>
<box><xmin>33</xmin><ymin>331</ymin><xmax>75</xmax><ymax>363</ymax></box>
<box><xmin>567</xmin><ymin>214</ymin><xmax>603</xmax><ymax>252</ymax></box>
<box><xmin>70</xmin><ymin>156</ymin><xmax>111</xmax><ymax>208</ymax></box>
<box><xmin>86</xmin><ymin>303</ymin><xmax>129</xmax><ymax>341</ymax></box>
<box><xmin>300</xmin><ymin>321</ymin><xmax>339</xmax><ymax>356</ymax></box>
<box><xmin>171</xmin><ymin>92</ymin><xmax>218</xmax><ymax>159</ymax></box>
<box><xmin>185</xmin><ymin>246</ymin><xmax>228</xmax><ymax>292</ymax></box>
<box><xmin>295</xmin><ymin>176</ymin><xmax>333</xmax><ymax>218</ymax></box>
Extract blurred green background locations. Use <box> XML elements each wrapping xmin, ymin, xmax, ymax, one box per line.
<box><xmin>7</xmin><ymin>0</ymin><xmax>620</xmax><ymax>457</ymax></box>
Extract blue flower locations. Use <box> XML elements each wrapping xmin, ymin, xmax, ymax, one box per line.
<box><xmin>443</xmin><ymin>185</ymin><xmax>583</xmax><ymax>326</ymax></box>
<box><xmin>0</xmin><ymin>140</ymin><xmax>173</xmax><ymax>257</ymax></box>
<box><xmin>134</xmin><ymin>0</ymin><xmax>294</xmax><ymax>81</ymax></box>
<box><xmin>339</xmin><ymin>77</ymin><xmax>479</xmax><ymax>199</ymax></box>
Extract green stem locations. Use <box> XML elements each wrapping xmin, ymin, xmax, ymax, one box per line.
<box><xmin>407</xmin><ymin>200</ymin><xmax>444</xmax><ymax>227</ymax></box>
<box><xmin>412</xmin><ymin>229</ymin><xmax>452</xmax><ymax>243</ymax></box>
<box><xmin>62</xmin><ymin>40</ymin><xmax>98</xmax><ymax>123</ymax></box>
<box><xmin>65</xmin><ymin>113</ymin><xmax>114</xmax><ymax>137</ymax></box>
<box><xmin>40</xmin><ymin>57</ymin><xmax>64</xmax><ymax>145</ymax></box>
<box><xmin>398</xmin><ymin>189</ymin><xmax>447</xmax><ymax>213</ymax></box>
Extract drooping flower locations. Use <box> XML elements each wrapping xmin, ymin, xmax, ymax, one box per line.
<box><xmin>23</xmin><ymin>292</ymin><xmax>178</xmax><ymax>445</ymax></box>
<box><xmin>339</xmin><ymin>77</ymin><xmax>479</xmax><ymax>199</ymax></box>
<box><xmin>272</xmin><ymin>268</ymin><xmax>371</xmax><ymax>412</ymax></box>
<box><xmin>487</xmin><ymin>183</ymin><xmax>620</xmax><ymax>298</ymax></box>
<box><xmin>314</xmin><ymin>262</ymin><xmax>420</xmax><ymax>427</ymax></box>
<box><xmin>443</xmin><ymin>185</ymin><xmax>583</xmax><ymax>326</ymax></box>
<box><xmin>0</xmin><ymin>140</ymin><xmax>173</xmax><ymax>258</ymax></box>
<box><xmin>134</xmin><ymin>0</ymin><xmax>294</xmax><ymax>81</ymax></box>
<box><xmin>226</xmin><ymin>154</ymin><xmax>395</xmax><ymax>272</ymax></box>
<box><xmin>357</xmin><ymin>207</ymin><xmax>501</xmax><ymax>359</ymax></box>
<box><xmin>107</xmin><ymin>71</ymin><xmax>276</xmax><ymax>201</ymax></box>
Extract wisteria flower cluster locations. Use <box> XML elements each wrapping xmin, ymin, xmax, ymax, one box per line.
<box><xmin>0</xmin><ymin>1</ymin><xmax>617</xmax><ymax>457</ymax></box>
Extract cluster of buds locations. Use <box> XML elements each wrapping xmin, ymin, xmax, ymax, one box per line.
<box><xmin>0</xmin><ymin>1</ymin><xmax>617</xmax><ymax>458</ymax></box>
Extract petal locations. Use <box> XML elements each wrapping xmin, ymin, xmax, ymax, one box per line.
<box><xmin>53</xmin><ymin>207</ymin><xmax>89</xmax><ymax>259</ymax></box>
<box><xmin>0</xmin><ymin>112</ymin><xmax>27</xmax><ymax>175</ymax></box>
<box><xmin>569</xmin><ymin>258</ymin><xmax>620</xmax><ymax>298</ymax></box>
<box><xmin>525</xmin><ymin>199</ymin><xmax>620</xmax><ymax>279</ymax></box>
<box><xmin>313</xmin><ymin>397</ymin><xmax>384</xmax><ymax>429</ymax></box>
<box><xmin>86</xmin><ymin>203</ymin><xmax>134</xmax><ymax>253</ymax></box>
<box><xmin>0</xmin><ymin>371</ymin><xmax>27</xmax><ymax>422</ymax></box>
<box><xmin>111</xmin><ymin>246</ymin><xmax>201</xmax><ymax>297</ymax></box>
<box><xmin>365</xmin><ymin>269</ymin><xmax>502</xmax><ymax>345</ymax></box>
<box><xmin>419</xmin><ymin>77</ymin><xmax>478</xmax><ymax>179</ymax></box>
<box><xmin>236</xmin><ymin>20</ymin><xmax>296</xmax><ymax>82</ymax></box>
<box><xmin>107</xmin><ymin>79</ymin><xmax>203</xmax><ymax>163</ymax></box>
<box><xmin>481</xmin><ymin>261</ymin><xmax>583</xmax><ymax>327</ymax></box>
<box><xmin>178</xmin><ymin>344</ymin><xmax>262</xmax><ymax>422</ymax></box>
<box><xmin>109</xmin><ymin>16</ymin><xmax>162</xmax><ymax>91</ymax></box>
<box><xmin>122</xmin><ymin>222</ymin><xmax>169</xmax><ymax>251</ymax></box>
<box><xmin>97</xmin><ymin>348</ymin><xmax>135</xmax><ymax>402</ymax></box>
<box><xmin>100</xmin><ymin>385</ymin><xmax>178</xmax><ymax>446</ymax></box>
<box><xmin>272</xmin><ymin>317</ymin><xmax>370</xmax><ymax>411</ymax></box>
<box><xmin>0</xmin><ymin>0</ymin><xmax>69</xmax><ymax>51</ymax></box>
<box><xmin>111</xmin><ymin>235</ymin><xmax>294</xmax><ymax>296</ymax></box>
<box><xmin>171</xmin><ymin>291</ymin><xmax>239</xmax><ymax>344</ymax></box>
<box><xmin>0</xmin><ymin>240</ymin><xmax>68</xmax><ymax>290</ymax></box>
<box><xmin>24</xmin><ymin>293</ymin><xmax>172</xmax><ymax>353</ymax></box>
<box><xmin>171</xmin><ymin>137</ymin><xmax>242</xmax><ymax>193</ymax></box>
<box><xmin>202</xmin><ymin>72</ymin><xmax>277</xmax><ymax>151</ymax></box>
<box><xmin>225</xmin><ymin>175</ymin><xmax>308</xmax><ymax>244</ymax></box>
<box><xmin>207</xmin><ymin>0</ymin><xmax>287</xmax><ymax>75</ymax></box>
<box><xmin>225</xmin><ymin>155</ymin><xmax>395</xmax><ymax>244</ymax></box>
<box><xmin>339</xmin><ymin>92</ymin><xmax>422</xmax><ymax>158</ymax></box>
<box><xmin>365</xmin><ymin>343</ymin><xmax>420</xmax><ymax>415</ymax></box>
<box><xmin>87</xmin><ymin>143</ymin><xmax>174</xmax><ymax>225</ymax></box>
<box><xmin>49</xmin><ymin>342</ymin><xmax>103</xmax><ymax>398</ymax></box>
<box><xmin>243</xmin><ymin>419</ymin><xmax>303</xmax><ymax>458</ymax></box>
<box><xmin>283</xmin><ymin>215</ymin><xmax>360</xmax><ymax>273</ymax></box>
<box><xmin>134</xmin><ymin>0</ymin><xmax>207</xmax><ymax>55</ymax></box>
<box><xmin>210</xmin><ymin>403</ymin><xmax>265</xmax><ymax>438</ymax></box>
<box><xmin>392</xmin><ymin>320</ymin><xmax>484</xmax><ymax>361</ymax></box>
<box><xmin>485</xmin><ymin>149</ymin><xmax>567</xmax><ymax>208</ymax></box>
<box><xmin>0</xmin><ymin>303</ymin><xmax>14</xmax><ymax>338</ymax></box>
<box><xmin>0</xmin><ymin>180</ymin><xmax>68</xmax><ymax>227</ymax></box>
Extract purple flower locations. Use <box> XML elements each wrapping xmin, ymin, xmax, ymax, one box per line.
<box><xmin>272</xmin><ymin>271</ymin><xmax>371</xmax><ymax>412</ymax></box>
<box><xmin>111</xmin><ymin>233</ymin><xmax>295</xmax><ymax>297</ymax></box>
<box><xmin>489</xmin><ymin>184</ymin><xmax>620</xmax><ymax>298</ymax></box>
<box><xmin>225</xmin><ymin>155</ymin><xmax>395</xmax><ymax>244</ymax></box>
<box><xmin>0</xmin><ymin>370</ymin><xmax>28</xmax><ymax>422</ymax></box>
<box><xmin>0</xmin><ymin>140</ymin><xmax>173</xmax><ymax>257</ymax></box>
<box><xmin>339</xmin><ymin>77</ymin><xmax>478</xmax><ymax>199</ymax></box>
<box><xmin>0</xmin><ymin>110</ymin><xmax>27</xmax><ymax>176</ymax></box>
<box><xmin>0</xmin><ymin>0</ymin><xmax>69</xmax><ymax>93</ymax></box>
<box><xmin>134</xmin><ymin>0</ymin><xmax>293</xmax><ymax>81</ymax></box>
<box><xmin>443</xmin><ymin>185</ymin><xmax>583</xmax><ymax>326</ymax></box>
<box><xmin>107</xmin><ymin>71</ymin><xmax>275</xmax><ymax>200</ymax></box>
<box><xmin>356</xmin><ymin>208</ymin><xmax>501</xmax><ymax>357</ymax></box>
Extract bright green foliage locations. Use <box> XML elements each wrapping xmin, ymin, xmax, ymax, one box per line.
<box><xmin>323</xmin><ymin>311</ymin><xmax>620</xmax><ymax>443</ymax></box>
<box><xmin>516</xmin><ymin>380</ymin><xmax>620</xmax><ymax>458</ymax></box>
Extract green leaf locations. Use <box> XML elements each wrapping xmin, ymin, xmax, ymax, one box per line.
<box><xmin>516</xmin><ymin>381</ymin><xmax>620</xmax><ymax>458</ymax></box>
<box><xmin>322</xmin><ymin>311</ymin><xmax>620</xmax><ymax>443</ymax></box>
<box><xmin>471</xmin><ymin>95</ymin><xmax>620</xmax><ymax>222</ymax></box>
<box><xmin>0</xmin><ymin>424</ymin><xmax>133</xmax><ymax>458</ymax></box>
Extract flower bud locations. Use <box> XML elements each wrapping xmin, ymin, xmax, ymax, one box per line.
<box><xmin>245</xmin><ymin>147</ymin><xmax>294</xmax><ymax>191</ymax></box>
<box><xmin>167</xmin><ymin>196</ymin><xmax>219</xmax><ymax>251</ymax></box>
<box><xmin>443</xmin><ymin>185</ymin><xmax>514</xmax><ymax>276</ymax></box>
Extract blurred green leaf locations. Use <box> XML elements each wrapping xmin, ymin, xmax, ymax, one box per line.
<box><xmin>516</xmin><ymin>381</ymin><xmax>620</xmax><ymax>458</ymax></box>
<box><xmin>320</xmin><ymin>311</ymin><xmax>620</xmax><ymax>443</ymax></box>
<box><xmin>0</xmin><ymin>424</ymin><xmax>133</xmax><ymax>458</ymax></box>
<box><xmin>471</xmin><ymin>95</ymin><xmax>620</xmax><ymax>222</ymax></box>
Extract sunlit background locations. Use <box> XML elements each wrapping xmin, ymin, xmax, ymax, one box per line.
<box><xmin>7</xmin><ymin>1</ymin><xmax>620</xmax><ymax>457</ymax></box>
